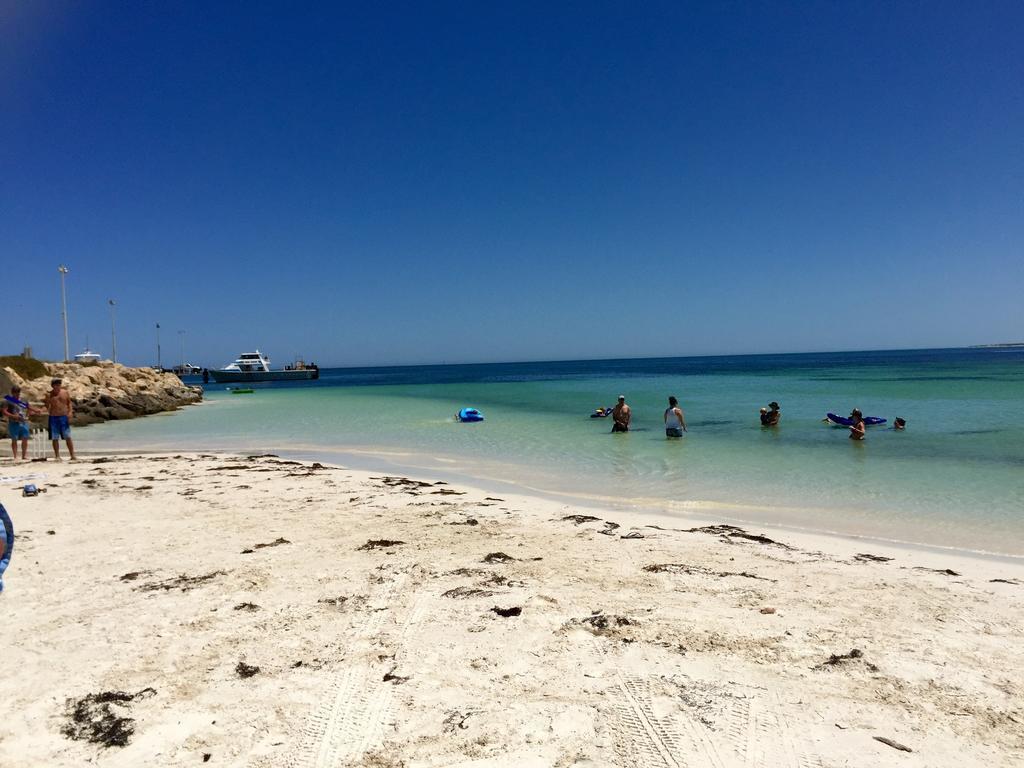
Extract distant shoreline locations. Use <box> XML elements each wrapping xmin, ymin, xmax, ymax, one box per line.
<box><xmin>970</xmin><ymin>342</ymin><xmax>1024</xmax><ymax>348</ymax></box>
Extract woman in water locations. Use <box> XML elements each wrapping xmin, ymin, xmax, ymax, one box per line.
<box><xmin>848</xmin><ymin>409</ymin><xmax>866</xmax><ymax>441</ymax></box>
<box><xmin>664</xmin><ymin>396</ymin><xmax>687</xmax><ymax>438</ymax></box>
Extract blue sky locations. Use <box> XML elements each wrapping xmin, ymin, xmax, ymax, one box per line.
<box><xmin>2</xmin><ymin>2</ymin><xmax>1022</xmax><ymax>367</ymax></box>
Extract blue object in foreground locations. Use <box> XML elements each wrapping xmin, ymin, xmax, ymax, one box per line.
<box><xmin>826</xmin><ymin>413</ymin><xmax>887</xmax><ymax>427</ymax></box>
<box><xmin>456</xmin><ymin>408</ymin><xmax>484</xmax><ymax>422</ymax></box>
<box><xmin>0</xmin><ymin>504</ymin><xmax>13</xmax><ymax>594</ymax></box>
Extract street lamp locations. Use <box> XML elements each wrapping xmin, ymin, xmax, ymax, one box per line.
<box><xmin>108</xmin><ymin>299</ymin><xmax>117</xmax><ymax>364</ymax></box>
<box><xmin>156</xmin><ymin>323</ymin><xmax>162</xmax><ymax>369</ymax></box>
<box><xmin>58</xmin><ymin>265</ymin><xmax>70</xmax><ymax>361</ymax></box>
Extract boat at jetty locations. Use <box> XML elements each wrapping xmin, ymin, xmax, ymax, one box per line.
<box><xmin>73</xmin><ymin>348</ymin><xmax>102</xmax><ymax>363</ymax></box>
<box><xmin>209</xmin><ymin>351</ymin><xmax>319</xmax><ymax>383</ymax></box>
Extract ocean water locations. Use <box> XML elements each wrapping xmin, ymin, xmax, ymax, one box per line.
<box><xmin>82</xmin><ymin>348</ymin><xmax>1024</xmax><ymax>556</ymax></box>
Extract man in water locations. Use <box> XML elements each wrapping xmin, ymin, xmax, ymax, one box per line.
<box><xmin>894</xmin><ymin>417</ymin><xmax>907</xmax><ymax>430</ymax></box>
<box><xmin>765</xmin><ymin>401</ymin><xmax>781</xmax><ymax>426</ymax></box>
<box><xmin>3</xmin><ymin>386</ymin><xmax>39</xmax><ymax>461</ymax></box>
<box><xmin>43</xmin><ymin>378</ymin><xmax>77</xmax><ymax>461</ymax></box>
<box><xmin>611</xmin><ymin>395</ymin><xmax>631</xmax><ymax>433</ymax></box>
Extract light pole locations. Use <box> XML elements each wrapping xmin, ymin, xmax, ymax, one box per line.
<box><xmin>178</xmin><ymin>330</ymin><xmax>186</xmax><ymax>368</ymax></box>
<box><xmin>58</xmin><ymin>265</ymin><xmax>70</xmax><ymax>361</ymax></box>
<box><xmin>156</xmin><ymin>323</ymin><xmax>162</xmax><ymax>369</ymax></box>
<box><xmin>108</xmin><ymin>299</ymin><xmax>117</xmax><ymax>364</ymax></box>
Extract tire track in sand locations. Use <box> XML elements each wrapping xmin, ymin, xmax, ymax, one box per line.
<box><xmin>280</xmin><ymin>571</ymin><xmax>432</xmax><ymax>768</ymax></box>
<box><xmin>590</xmin><ymin>631</ymin><xmax>829</xmax><ymax>768</ymax></box>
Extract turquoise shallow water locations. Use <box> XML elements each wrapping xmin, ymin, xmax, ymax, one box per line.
<box><xmin>82</xmin><ymin>348</ymin><xmax>1024</xmax><ymax>556</ymax></box>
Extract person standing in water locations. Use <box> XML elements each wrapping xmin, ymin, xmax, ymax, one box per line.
<box><xmin>765</xmin><ymin>401</ymin><xmax>780</xmax><ymax>426</ymax></box>
<box><xmin>611</xmin><ymin>395</ymin><xmax>631</xmax><ymax>433</ymax></box>
<box><xmin>848</xmin><ymin>408</ymin><xmax>866</xmax><ymax>441</ymax></box>
<box><xmin>664</xmin><ymin>396</ymin><xmax>687</xmax><ymax>438</ymax></box>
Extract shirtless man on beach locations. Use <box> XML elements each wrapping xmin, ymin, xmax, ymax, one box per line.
<box><xmin>43</xmin><ymin>378</ymin><xmax>76</xmax><ymax>461</ymax></box>
<box><xmin>611</xmin><ymin>395</ymin><xmax>631</xmax><ymax>433</ymax></box>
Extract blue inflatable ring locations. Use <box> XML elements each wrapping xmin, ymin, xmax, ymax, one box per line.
<box><xmin>0</xmin><ymin>503</ymin><xmax>13</xmax><ymax>593</ymax></box>
<box><xmin>0</xmin><ymin>505</ymin><xmax>12</xmax><ymax>593</ymax></box>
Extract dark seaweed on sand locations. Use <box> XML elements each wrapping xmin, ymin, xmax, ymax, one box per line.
<box><xmin>562</xmin><ymin>514</ymin><xmax>601</xmax><ymax>525</ymax></box>
<box><xmin>482</xmin><ymin>552</ymin><xmax>515</xmax><ymax>563</ymax></box>
<box><xmin>61</xmin><ymin>688</ymin><xmax>156</xmax><ymax>748</ymax></box>
<box><xmin>815</xmin><ymin>648</ymin><xmax>879</xmax><ymax>672</ymax></box>
<box><xmin>135</xmin><ymin>571</ymin><xmax>227</xmax><ymax>592</ymax></box>
<box><xmin>443</xmin><ymin>585</ymin><xmax>495</xmax><ymax>599</ymax></box>
<box><xmin>644</xmin><ymin>563</ymin><xmax>772</xmax><ymax>581</ymax></box>
<box><xmin>358</xmin><ymin>539</ymin><xmax>406</xmax><ymax>550</ymax></box>
<box><xmin>235</xmin><ymin>661</ymin><xmax>260</xmax><ymax>678</ymax></box>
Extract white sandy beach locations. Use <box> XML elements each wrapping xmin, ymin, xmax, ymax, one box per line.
<box><xmin>2</xmin><ymin>453</ymin><xmax>1022</xmax><ymax>767</ymax></box>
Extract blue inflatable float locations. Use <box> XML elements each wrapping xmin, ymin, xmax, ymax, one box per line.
<box><xmin>826</xmin><ymin>413</ymin><xmax>887</xmax><ymax>427</ymax></box>
<box><xmin>0</xmin><ymin>503</ymin><xmax>13</xmax><ymax>594</ymax></box>
<box><xmin>456</xmin><ymin>408</ymin><xmax>484</xmax><ymax>422</ymax></box>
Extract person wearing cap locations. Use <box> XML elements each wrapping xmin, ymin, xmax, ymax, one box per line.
<box><xmin>848</xmin><ymin>409</ymin><xmax>866</xmax><ymax>441</ymax></box>
<box><xmin>765</xmin><ymin>401</ymin><xmax>781</xmax><ymax>426</ymax></box>
<box><xmin>611</xmin><ymin>395</ymin><xmax>631</xmax><ymax>433</ymax></box>
<box><xmin>3</xmin><ymin>386</ymin><xmax>40</xmax><ymax>461</ymax></box>
<box><xmin>43</xmin><ymin>378</ymin><xmax>77</xmax><ymax>461</ymax></box>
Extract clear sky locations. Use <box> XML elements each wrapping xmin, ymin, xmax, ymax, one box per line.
<box><xmin>2</xmin><ymin>2</ymin><xmax>1022</xmax><ymax>367</ymax></box>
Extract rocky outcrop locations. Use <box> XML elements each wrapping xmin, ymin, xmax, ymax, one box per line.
<box><xmin>2</xmin><ymin>362</ymin><xmax>202</xmax><ymax>426</ymax></box>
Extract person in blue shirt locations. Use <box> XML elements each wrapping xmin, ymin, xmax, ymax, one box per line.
<box><xmin>3</xmin><ymin>386</ymin><xmax>40</xmax><ymax>461</ymax></box>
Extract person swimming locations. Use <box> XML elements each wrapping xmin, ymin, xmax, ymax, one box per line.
<box><xmin>894</xmin><ymin>417</ymin><xmax>907</xmax><ymax>430</ymax></box>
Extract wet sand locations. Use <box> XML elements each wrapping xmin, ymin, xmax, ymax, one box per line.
<box><xmin>1</xmin><ymin>453</ymin><xmax>1022</xmax><ymax>767</ymax></box>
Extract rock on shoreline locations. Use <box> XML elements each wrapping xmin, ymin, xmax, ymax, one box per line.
<box><xmin>1</xmin><ymin>361</ymin><xmax>202</xmax><ymax>426</ymax></box>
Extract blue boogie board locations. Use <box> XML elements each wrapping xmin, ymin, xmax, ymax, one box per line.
<box><xmin>826</xmin><ymin>413</ymin><xmax>887</xmax><ymax>427</ymax></box>
<box><xmin>456</xmin><ymin>408</ymin><xmax>484</xmax><ymax>422</ymax></box>
<box><xmin>0</xmin><ymin>504</ymin><xmax>13</xmax><ymax>593</ymax></box>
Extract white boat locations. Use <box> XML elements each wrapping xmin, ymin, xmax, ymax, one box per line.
<box><xmin>209</xmin><ymin>350</ymin><xmax>319</xmax><ymax>383</ymax></box>
<box><xmin>73</xmin><ymin>348</ymin><xmax>102</xmax><ymax>363</ymax></box>
<box><xmin>172</xmin><ymin>363</ymin><xmax>203</xmax><ymax>375</ymax></box>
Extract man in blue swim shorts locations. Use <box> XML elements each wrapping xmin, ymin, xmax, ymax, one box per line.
<box><xmin>43</xmin><ymin>378</ymin><xmax>77</xmax><ymax>461</ymax></box>
<box><xmin>3</xmin><ymin>386</ymin><xmax>39</xmax><ymax>461</ymax></box>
